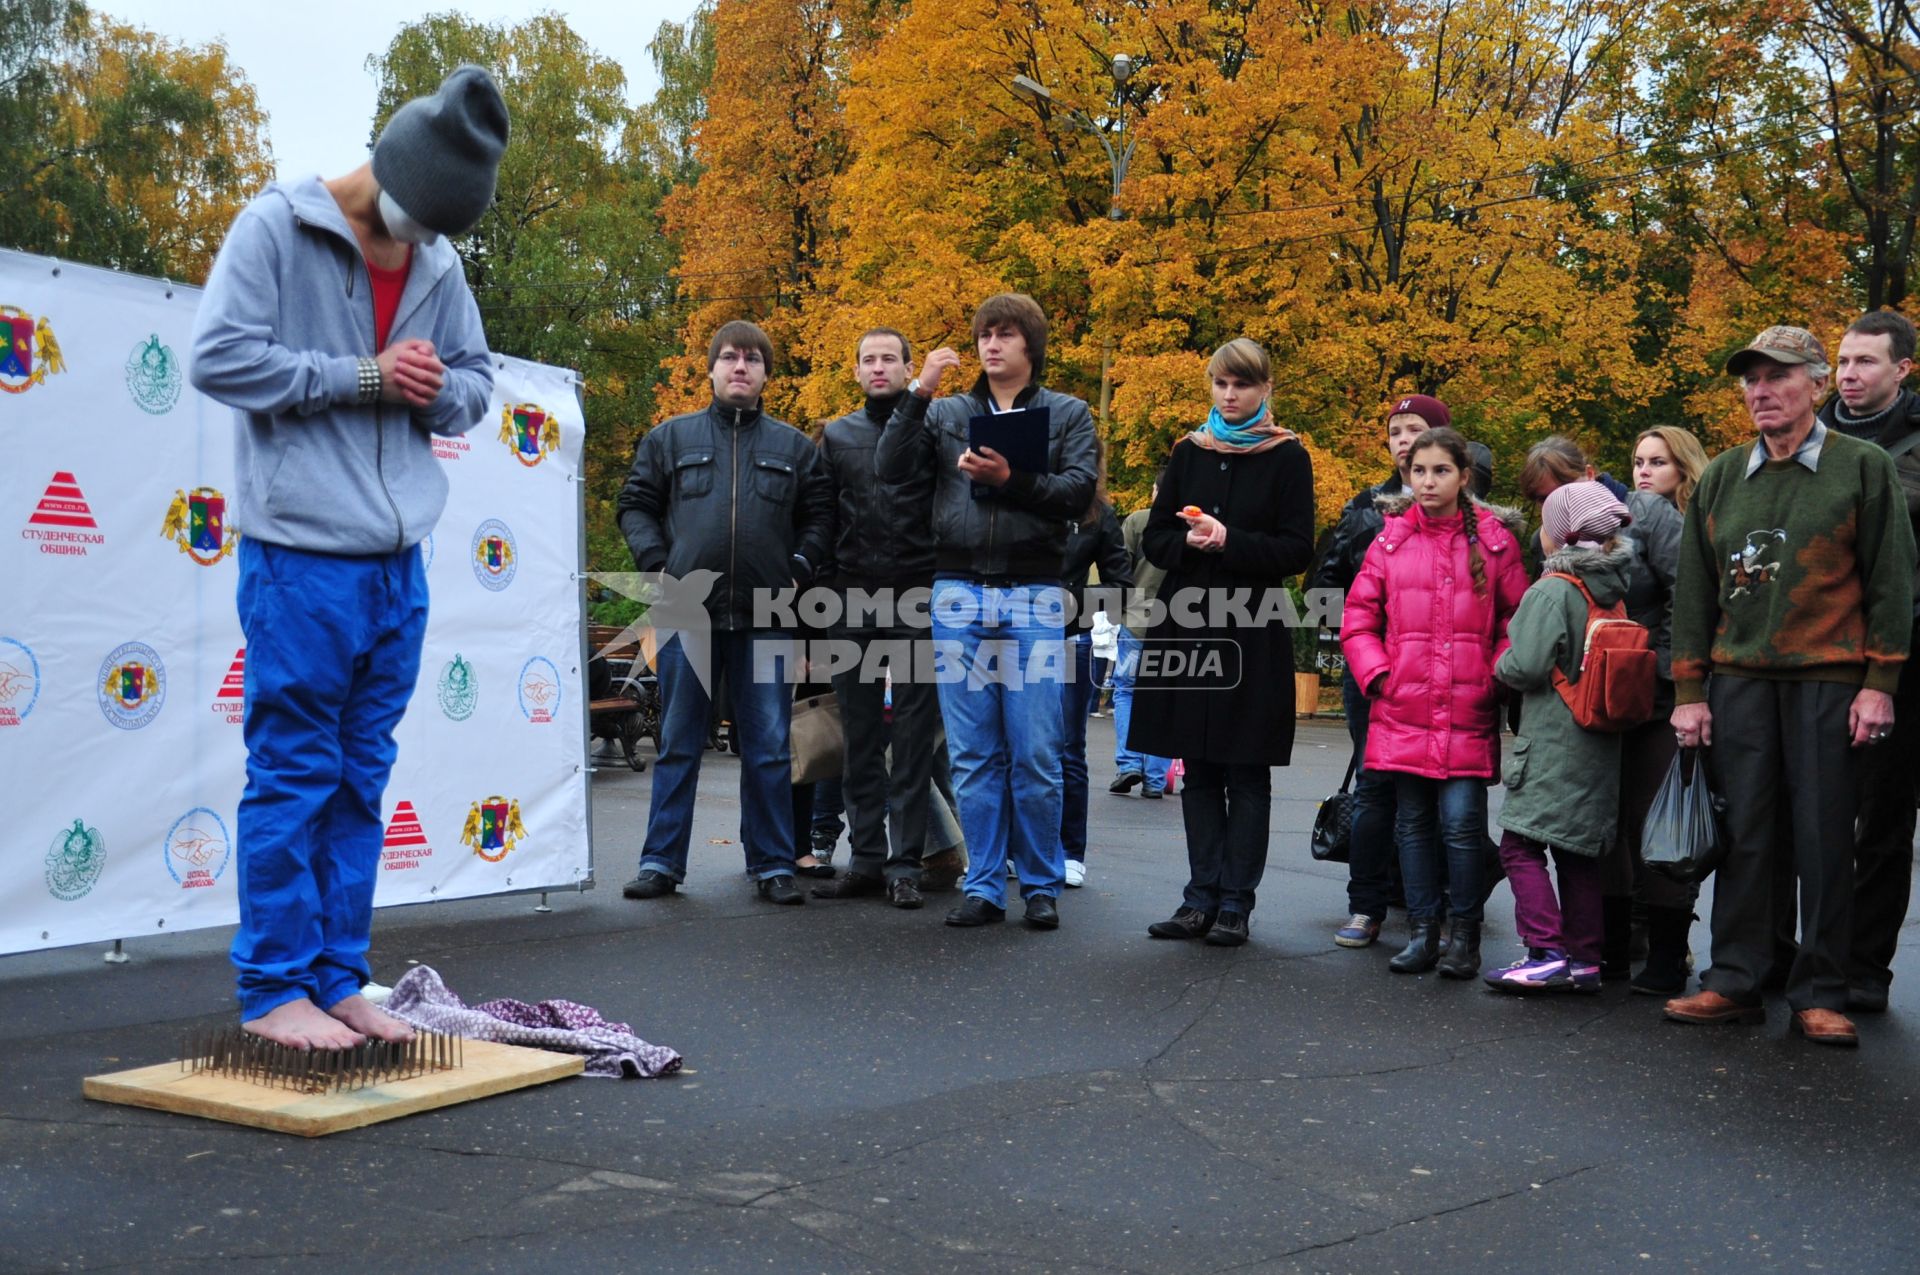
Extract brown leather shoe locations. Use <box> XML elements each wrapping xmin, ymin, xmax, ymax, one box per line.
<box><xmin>1664</xmin><ymin>989</ymin><xmax>1765</xmax><ymax>1025</ymax></box>
<box><xmin>1791</xmin><ymin>1008</ymin><xmax>1859</xmax><ymax>1047</ymax></box>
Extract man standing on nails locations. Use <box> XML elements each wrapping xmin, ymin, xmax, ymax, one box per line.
<box><xmin>190</xmin><ymin>65</ymin><xmax>509</xmax><ymax>1050</ymax></box>
<box><xmin>1664</xmin><ymin>325</ymin><xmax>1915</xmax><ymax>1047</ymax></box>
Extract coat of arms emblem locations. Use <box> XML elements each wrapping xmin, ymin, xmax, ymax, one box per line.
<box><xmin>126</xmin><ymin>334</ymin><xmax>182</xmax><ymax>414</ymax></box>
<box><xmin>498</xmin><ymin>403</ymin><xmax>561</xmax><ymax>467</ymax></box>
<box><xmin>461</xmin><ymin>795</ymin><xmax>526</xmax><ymax>862</ymax></box>
<box><xmin>0</xmin><ymin>305</ymin><xmax>65</xmax><ymax>393</ymax></box>
<box><xmin>161</xmin><ymin>488</ymin><xmax>237</xmax><ymax>565</ymax></box>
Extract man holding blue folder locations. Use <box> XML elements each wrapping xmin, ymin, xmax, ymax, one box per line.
<box><xmin>876</xmin><ymin>293</ymin><xmax>1099</xmax><ymax>929</ymax></box>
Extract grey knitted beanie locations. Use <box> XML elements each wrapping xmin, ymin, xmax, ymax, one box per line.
<box><xmin>372</xmin><ymin>64</ymin><xmax>510</xmax><ymax>236</ymax></box>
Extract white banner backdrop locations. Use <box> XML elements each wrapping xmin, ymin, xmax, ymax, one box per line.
<box><xmin>0</xmin><ymin>249</ymin><xmax>590</xmax><ymax>956</ymax></box>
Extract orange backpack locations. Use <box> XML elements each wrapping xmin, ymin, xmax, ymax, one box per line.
<box><xmin>1542</xmin><ymin>572</ymin><xmax>1656</xmax><ymax>732</ymax></box>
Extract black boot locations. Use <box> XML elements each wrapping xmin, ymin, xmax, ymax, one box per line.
<box><xmin>1601</xmin><ymin>895</ymin><xmax>1633</xmax><ymax>981</ymax></box>
<box><xmin>1389</xmin><ymin>918</ymin><xmax>1441</xmax><ymax>973</ymax></box>
<box><xmin>1436</xmin><ymin>920</ymin><xmax>1481</xmax><ymax>979</ymax></box>
<box><xmin>1630</xmin><ymin>906</ymin><xmax>1694</xmax><ymax>996</ymax></box>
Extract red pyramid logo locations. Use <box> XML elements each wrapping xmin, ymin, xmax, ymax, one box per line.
<box><xmin>218</xmin><ymin>649</ymin><xmax>246</xmax><ymax>698</ymax></box>
<box><xmin>29</xmin><ymin>472</ymin><xmax>97</xmax><ymax>528</ymax></box>
<box><xmin>211</xmin><ymin>648</ymin><xmax>245</xmax><ymax>723</ymax></box>
<box><xmin>381</xmin><ymin>800</ymin><xmax>432</xmax><ymax>870</ymax></box>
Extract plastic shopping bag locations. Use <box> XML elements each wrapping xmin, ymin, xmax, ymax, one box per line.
<box><xmin>1642</xmin><ymin>747</ymin><xmax>1729</xmax><ymax>884</ymax></box>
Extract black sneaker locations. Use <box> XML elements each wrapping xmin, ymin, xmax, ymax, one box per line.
<box><xmin>756</xmin><ymin>874</ymin><xmax>805</xmax><ymax>905</ymax></box>
<box><xmin>622</xmin><ymin>871</ymin><xmax>676</xmax><ymax>900</ymax></box>
<box><xmin>1109</xmin><ymin>770</ymin><xmax>1145</xmax><ymax>794</ymax></box>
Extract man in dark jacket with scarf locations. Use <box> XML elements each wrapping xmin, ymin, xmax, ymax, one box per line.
<box><xmin>877</xmin><ymin>293</ymin><xmax>1098</xmax><ymax>929</ymax></box>
<box><xmin>809</xmin><ymin>328</ymin><xmax>941</xmax><ymax>909</ymax></box>
<box><xmin>1821</xmin><ymin>309</ymin><xmax>1920</xmax><ymax>1012</ymax></box>
<box><xmin>618</xmin><ymin>320</ymin><xmax>833</xmax><ymax>905</ymax></box>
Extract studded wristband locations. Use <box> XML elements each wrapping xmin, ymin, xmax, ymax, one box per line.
<box><xmin>356</xmin><ymin>357</ymin><xmax>382</xmax><ymax>405</ymax></box>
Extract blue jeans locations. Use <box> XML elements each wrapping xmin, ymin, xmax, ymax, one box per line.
<box><xmin>232</xmin><ymin>539</ymin><xmax>427</xmax><ymax>1019</ymax></box>
<box><xmin>1112</xmin><ymin>628</ymin><xmax>1169</xmax><ymax>791</ymax></box>
<box><xmin>1342</xmin><ymin>670</ymin><xmax>1400</xmax><ymax>918</ymax></box>
<box><xmin>1060</xmin><ymin>632</ymin><xmax>1095</xmax><ymax>863</ymax></box>
<box><xmin>640</xmin><ymin>631</ymin><xmax>795</xmax><ymax>882</ymax></box>
<box><xmin>1392</xmin><ymin>774</ymin><xmax>1487</xmax><ymax>924</ymax></box>
<box><xmin>931</xmin><ymin>580</ymin><xmax>1068</xmax><ymax>904</ymax></box>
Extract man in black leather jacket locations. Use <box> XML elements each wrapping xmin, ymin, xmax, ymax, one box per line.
<box><xmin>616</xmin><ymin>320</ymin><xmax>832</xmax><ymax>906</ymax></box>
<box><xmin>809</xmin><ymin>327</ymin><xmax>942</xmax><ymax>910</ymax></box>
<box><xmin>877</xmin><ymin>293</ymin><xmax>1098</xmax><ymax>929</ymax></box>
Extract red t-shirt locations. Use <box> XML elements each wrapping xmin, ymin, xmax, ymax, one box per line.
<box><xmin>366</xmin><ymin>251</ymin><xmax>412</xmax><ymax>351</ymax></box>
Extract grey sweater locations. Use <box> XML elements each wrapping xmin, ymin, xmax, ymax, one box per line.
<box><xmin>189</xmin><ymin>176</ymin><xmax>495</xmax><ymax>555</ymax></box>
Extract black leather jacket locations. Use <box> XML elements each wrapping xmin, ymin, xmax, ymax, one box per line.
<box><xmin>617</xmin><ymin>400</ymin><xmax>834</xmax><ymax>631</ymax></box>
<box><xmin>820</xmin><ymin>394</ymin><xmax>936</xmax><ymax>590</ymax></box>
<box><xmin>1307</xmin><ymin>474</ymin><xmax>1405</xmax><ymax>594</ymax></box>
<box><xmin>876</xmin><ymin>378</ymin><xmax>1098</xmax><ymax>580</ymax></box>
<box><xmin>1063</xmin><ymin>502</ymin><xmax>1133</xmax><ymax>624</ymax></box>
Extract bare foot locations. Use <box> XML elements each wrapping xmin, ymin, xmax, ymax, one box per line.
<box><xmin>244</xmin><ymin>997</ymin><xmax>365</xmax><ymax>1051</ymax></box>
<box><xmin>325</xmin><ymin>993</ymin><xmax>415</xmax><ymax>1043</ymax></box>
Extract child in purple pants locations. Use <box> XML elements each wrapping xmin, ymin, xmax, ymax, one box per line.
<box><xmin>1486</xmin><ymin>482</ymin><xmax>1635</xmax><ymax>993</ymax></box>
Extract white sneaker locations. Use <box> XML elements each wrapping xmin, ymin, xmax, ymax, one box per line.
<box><xmin>1064</xmin><ymin>860</ymin><xmax>1087</xmax><ymax>888</ymax></box>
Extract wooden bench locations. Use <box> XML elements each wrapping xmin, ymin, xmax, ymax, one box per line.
<box><xmin>586</xmin><ymin>624</ymin><xmax>659</xmax><ymax>772</ymax></box>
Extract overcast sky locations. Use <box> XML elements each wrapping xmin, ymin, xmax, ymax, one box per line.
<box><xmin>99</xmin><ymin>1</ymin><xmax>702</xmax><ymax>179</ymax></box>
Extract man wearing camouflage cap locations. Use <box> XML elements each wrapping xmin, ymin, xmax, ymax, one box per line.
<box><xmin>191</xmin><ymin>65</ymin><xmax>510</xmax><ymax>1051</ymax></box>
<box><xmin>1664</xmin><ymin>325</ymin><xmax>1915</xmax><ymax>1046</ymax></box>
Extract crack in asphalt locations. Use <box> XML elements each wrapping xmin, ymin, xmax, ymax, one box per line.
<box><xmin>1209</xmin><ymin>1162</ymin><xmax>1605</xmax><ymax>1270</ymax></box>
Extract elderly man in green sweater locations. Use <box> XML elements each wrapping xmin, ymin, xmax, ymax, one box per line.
<box><xmin>1664</xmin><ymin>325</ymin><xmax>1917</xmax><ymax>1047</ymax></box>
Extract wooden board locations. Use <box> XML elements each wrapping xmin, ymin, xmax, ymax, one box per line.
<box><xmin>82</xmin><ymin>1038</ymin><xmax>584</xmax><ymax>1137</ymax></box>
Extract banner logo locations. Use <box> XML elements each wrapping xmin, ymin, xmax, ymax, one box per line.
<box><xmin>0</xmin><ymin>637</ymin><xmax>40</xmax><ymax>727</ymax></box>
<box><xmin>0</xmin><ymin>305</ymin><xmax>65</xmax><ymax>393</ymax></box>
<box><xmin>471</xmin><ymin>519</ymin><xmax>517</xmax><ymax>591</ymax></box>
<box><xmin>381</xmin><ymin>800</ymin><xmax>432</xmax><ymax>871</ymax></box>
<box><xmin>160</xmin><ymin>487</ymin><xmax>237</xmax><ymax>565</ymax></box>
<box><xmin>498</xmin><ymin>403</ymin><xmax>562</xmax><ymax>468</ymax></box>
<box><xmin>164</xmin><ymin>807</ymin><xmax>231</xmax><ymax>889</ymax></box>
<box><xmin>518</xmin><ymin>656</ymin><xmax>560</xmax><ymax>723</ymax></box>
<box><xmin>461</xmin><ymin>795</ymin><xmax>525</xmax><ymax>862</ymax></box>
<box><xmin>98</xmin><ymin>641</ymin><xmax>166</xmax><ymax>730</ymax></box>
<box><xmin>438</xmin><ymin>653</ymin><xmax>478</xmax><ymax>721</ymax></box>
<box><xmin>46</xmin><ymin>819</ymin><xmax>105</xmax><ymax>901</ymax></box>
<box><xmin>126</xmin><ymin>334</ymin><xmax>182</xmax><ymax>414</ymax></box>
<box><xmin>212</xmin><ymin>648</ymin><xmax>245</xmax><ymax>724</ymax></box>
<box><xmin>22</xmin><ymin>471</ymin><xmax>104</xmax><ymax>556</ymax></box>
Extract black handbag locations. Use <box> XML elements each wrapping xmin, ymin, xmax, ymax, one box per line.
<box><xmin>1310</xmin><ymin>754</ymin><xmax>1360</xmax><ymax>863</ymax></box>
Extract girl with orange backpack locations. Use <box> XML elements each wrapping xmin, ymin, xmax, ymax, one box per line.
<box><xmin>1485</xmin><ymin>482</ymin><xmax>1644</xmax><ymax>993</ymax></box>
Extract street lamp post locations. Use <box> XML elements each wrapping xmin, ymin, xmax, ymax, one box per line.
<box><xmin>1011</xmin><ymin>57</ymin><xmax>1139</xmax><ymax>421</ymax></box>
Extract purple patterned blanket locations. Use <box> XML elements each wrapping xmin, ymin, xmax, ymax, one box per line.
<box><xmin>384</xmin><ymin>965</ymin><xmax>682</xmax><ymax>1079</ymax></box>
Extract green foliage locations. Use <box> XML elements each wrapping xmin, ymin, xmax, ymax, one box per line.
<box><xmin>368</xmin><ymin>10</ymin><xmax>715</xmax><ymax>575</ymax></box>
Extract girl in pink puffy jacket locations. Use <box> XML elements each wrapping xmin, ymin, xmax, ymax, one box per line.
<box><xmin>1339</xmin><ymin>427</ymin><xmax>1529</xmax><ymax>980</ymax></box>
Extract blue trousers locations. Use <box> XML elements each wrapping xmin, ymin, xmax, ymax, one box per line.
<box><xmin>1112</xmin><ymin>628</ymin><xmax>1169</xmax><ymax>791</ymax></box>
<box><xmin>640</xmin><ymin>631</ymin><xmax>796</xmax><ymax>881</ymax></box>
<box><xmin>232</xmin><ymin>539</ymin><xmax>427</xmax><ymax>1019</ymax></box>
<box><xmin>1059</xmin><ymin>632</ymin><xmax>1095</xmax><ymax>863</ymax></box>
<box><xmin>932</xmin><ymin>580</ymin><xmax>1067</xmax><ymax>904</ymax></box>
<box><xmin>1393</xmin><ymin>774</ymin><xmax>1488</xmax><ymax>924</ymax></box>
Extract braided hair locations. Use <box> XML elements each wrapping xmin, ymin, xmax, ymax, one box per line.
<box><xmin>1409</xmin><ymin>427</ymin><xmax>1487</xmax><ymax>600</ymax></box>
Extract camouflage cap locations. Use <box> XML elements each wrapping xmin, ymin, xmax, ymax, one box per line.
<box><xmin>1726</xmin><ymin>325</ymin><xmax>1829</xmax><ymax>377</ymax></box>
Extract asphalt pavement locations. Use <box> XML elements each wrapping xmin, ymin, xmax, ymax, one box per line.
<box><xmin>4</xmin><ymin>717</ymin><xmax>1919</xmax><ymax>1273</ymax></box>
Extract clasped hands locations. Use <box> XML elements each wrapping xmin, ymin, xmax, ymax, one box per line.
<box><xmin>377</xmin><ymin>338</ymin><xmax>445</xmax><ymax>408</ymax></box>
<box><xmin>1178</xmin><ymin>506</ymin><xmax>1226</xmax><ymax>552</ymax></box>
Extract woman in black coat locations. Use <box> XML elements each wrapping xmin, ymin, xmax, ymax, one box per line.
<box><xmin>1127</xmin><ymin>338</ymin><xmax>1317</xmax><ymax>946</ymax></box>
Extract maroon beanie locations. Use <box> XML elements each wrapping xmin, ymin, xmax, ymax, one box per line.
<box><xmin>1388</xmin><ymin>393</ymin><xmax>1451</xmax><ymax>433</ymax></box>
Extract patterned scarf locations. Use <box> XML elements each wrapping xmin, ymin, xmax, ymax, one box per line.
<box><xmin>1187</xmin><ymin>401</ymin><xmax>1298</xmax><ymax>455</ymax></box>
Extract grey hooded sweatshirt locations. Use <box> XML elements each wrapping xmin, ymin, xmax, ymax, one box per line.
<box><xmin>189</xmin><ymin>176</ymin><xmax>494</xmax><ymax>555</ymax></box>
